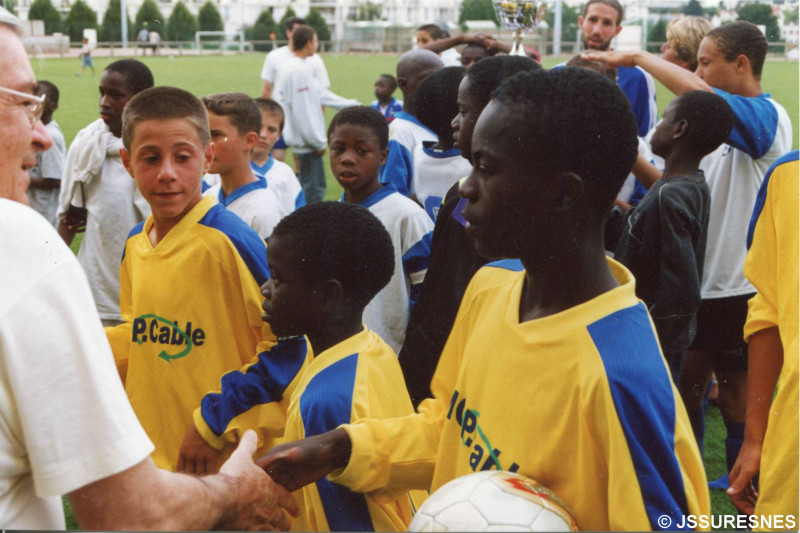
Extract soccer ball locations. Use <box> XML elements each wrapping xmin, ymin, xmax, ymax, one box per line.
<box><xmin>408</xmin><ymin>471</ymin><xmax>579</xmax><ymax>532</ymax></box>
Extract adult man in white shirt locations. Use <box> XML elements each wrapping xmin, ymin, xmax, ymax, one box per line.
<box><xmin>0</xmin><ymin>11</ymin><xmax>298</xmax><ymax>530</ymax></box>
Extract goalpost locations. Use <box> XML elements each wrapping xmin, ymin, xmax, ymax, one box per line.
<box><xmin>195</xmin><ymin>30</ymin><xmax>247</xmax><ymax>53</ymax></box>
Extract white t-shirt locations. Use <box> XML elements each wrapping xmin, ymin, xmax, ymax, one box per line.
<box><xmin>57</xmin><ymin>119</ymin><xmax>151</xmax><ymax>321</ymax></box>
<box><xmin>440</xmin><ymin>47</ymin><xmax>461</xmax><ymax>67</ymax></box>
<box><xmin>698</xmin><ymin>90</ymin><xmax>792</xmax><ymax>299</ymax></box>
<box><xmin>412</xmin><ymin>142</ymin><xmax>472</xmax><ymax>221</ymax></box>
<box><xmin>204</xmin><ymin>176</ymin><xmax>283</xmax><ymax>240</ymax></box>
<box><xmin>27</xmin><ymin>120</ymin><xmax>67</xmax><ymax>226</ymax></box>
<box><xmin>261</xmin><ymin>45</ymin><xmax>330</xmax><ymax>101</ymax></box>
<box><xmin>0</xmin><ymin>200</ymin><xmax>154</xmax><ymax>529</ymax></box>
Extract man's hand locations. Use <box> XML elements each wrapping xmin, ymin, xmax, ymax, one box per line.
<box><xmin>581</xmin><ymin>49</ymin><xmax>640</xmax><ymax>68</ymax></box>
<box><xmin>256</xmin><ymin>429</ymin><xmax>352</xmax><ymax>493</ymax></box>
<box><xmin>216</xmin><ymin>431</ymin><xmax>300</xmax><ymax>531</ymax></box>
<box><xmin>177</xmin><ymin>423</ymin><xmax>224</xmax><ymax>475</ymax></box>
<box><xmin>727</xmin><ymin>440</ymin><xmax>762</xmax><ymax>515</ymax></box>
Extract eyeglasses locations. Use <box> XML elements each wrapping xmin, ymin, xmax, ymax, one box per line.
<box><xmin>0</xmin><ymin>86</ymin><xmax>46</xmax><ymax>129</ymax></box>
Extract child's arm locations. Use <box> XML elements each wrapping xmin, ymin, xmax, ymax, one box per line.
<box><xmin>177</xmin><ymin>336</ymin><xmax>310</xmax><ymax>473</ymax></box>
<box><xmin>727</xmin><ymin>326</ymin><xmax>782</xmax><ymax>514</ymax></box>
<box><xmin>104</xmin><ymin>238</ymin><xmax>136</xmax><ymax>383</ymax></box>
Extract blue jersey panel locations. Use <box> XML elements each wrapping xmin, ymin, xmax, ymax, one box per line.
<box><xmin>747</xmin><ymin>150</ymin><xmax>799</xmax><ymax>249</ymax></box>
<box><xmin>121</xmin><ymin>220</ymin><xmax>146</xmax><ymax>262</ymax></box>
<box><xmin>402</xmin><ymin>232</ymin><xmax>433</xmax><ymax>276</ymax></box>
<box><xmin>301</xmin><ymin>353</ymin><xmax>374</xmax><ymax>531</ymax></box>
<box><xmin>198</xmin><ymin>204</ymin><xmax>271</xmax><ymax>286</ymax></box>
<box><xmin>201</xmin><ymin>337</ymin><xmax>308</xmax><ymax>436</ymax></box>
<box><xmin>485</xmin><ymin>259</ymin><xmax>524</xmax><ymax>271</ymax></box>
<box><xmin>380</xmin><ymin>140</ymin><xmax>413</xmax><ymax>196</ymax></box>
<box><xmin>714</xmin><ymin>89</ymin><xmax>780</xmax><ymax>160</ymax></box>
<box><xmin>587</xmin><ymin>303</ymin><xmax>691</xmax><ymax>531</ymax></box>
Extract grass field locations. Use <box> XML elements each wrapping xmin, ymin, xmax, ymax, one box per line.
<box><xmin>41</xmin><ymin>51</ymin><xmax>796</xmax><ymax>530</ymax></box>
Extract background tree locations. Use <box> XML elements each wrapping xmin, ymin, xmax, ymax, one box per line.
<box><xmin>135</xmin><ymin>0</ymin><xmax>164</xmax><ymax>35</ymax></box>
<box><xmin>99</xmin><ymin>0</ymin><xmax>132</xmax><ymax>42</ymax></box>
<box><xmin>247</xmin><ymin>8</ymin><xmax>276</xmax><ymax>50</ymax></box>
<box><xmin>278</xmin><ymin>6</ymin><xmax>297</xmax><ymax>33</ymax></box>
<box><xmin>737</xmin><ymin>3</ymin><xmax>780</xmax><ymax>42</ymax></box>
<box><xmin>784</xmin><ymin>8</ymin><xmax>798</xmax><ymax>24</ymax></box>
<box><xmin>348</xmin><ymin>2</ymin><xmax>382</xmax><ymax>21</ymax></box>
<box><xmin>306</xmin><ymin>8</ymin><xmax>330</xmax><ymax>42</ymax></box>
<box><xmin>683</xmin><ymin>0</ymin><xmax>704</xmax><ymax>16</ymax></box>
<box><xmin>28</xmin><ymin>0</ymin><xmax>62</xmax><ymax>34</ymax></box>
<box><xmin>459</xmin><ymin>0</ymin><xmax>499</xmax><ymax>32</ymax></box>
<box><xmin>65</xmin><ymin>0</ymin><xmax>97</xmax><ymax>42</ymax></box>
<box><xmin>198</xmin><ymin>0</ymin><xmax>223</xmax><ymax>32</ymax></box>
<box><xmin>3</xmin><ymin>0</ymin><xmax>16</xmax><ymax>15</ymax></box>
<box><xmin>647</xmin><ymin>18</ymin><xmax>667</xmax><ymax>53</ymax></box>
<box><xmin>166</xmin><ymin>1</ymin><xmax>197</xmax><ymax>41</ymax></box>
<box><xmin>543</xmin><ymin>4</ymin><xmax>580</xmax><ymax>51</ymax></box>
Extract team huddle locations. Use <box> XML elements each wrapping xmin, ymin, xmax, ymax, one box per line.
<box><xmin>1</xmin><ymin>0</ymin><xmax>797</xmax><ymax>531</ymax></box>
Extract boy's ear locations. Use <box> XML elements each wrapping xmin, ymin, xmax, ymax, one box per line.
<box><xmin>673</xmin><ymin>118</ymin><xmax>689</xmax><ymax>140</ymax></box>
<box><xmin>245</xmin><ymin>131</ymin><xmax>259</xmax><ymax>151</ymax></box>
<box><xmin>734</xmin><ymin>53</ymin><xmax>750</xmax><ymax>74</ymax></box>
<box><xmin>120</xmin><ymin>148</ymin><xmax>135</xmax><ymax>179</ymax></box>
<box><xmin>557</xmin><ymin>172</ymin><xmax>585</xmax><ymax>212</ymax></box>
<box><xmin>203</xmin><ymin>143</ymin><xmax>216</xmax><ymax>174</ymax></box>
<box><xmin>379</xmin><ymin>146</ymin><xmax>389</xmax><ymax>167</ymax></box>
<box><xmin>318</xmin><ymin>279</ymin><xmax>344</xmax><ymax>314</ymax></box>
<box><xmin>396</xmin><ymin>76</ymin><xmax>408</xmax><ymax>94</ymax></box>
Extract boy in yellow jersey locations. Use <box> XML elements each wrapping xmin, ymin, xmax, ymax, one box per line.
<box><xmin>184</xmin><ymin>201</ymin><xmax>424</xmax><ymax>531</ymax></box>
<box><xmin>257</xmin><ymin>68</ymin><xmax>710</xmax><ymax>530</ymax></box>
<box><xmin>106</xmin><ymin>86</ymin><xmax>306</xmax><ymax>471</ymax></box>
<box><xmin>728</xmin><ymin>151</ymin><xmax>798</xmax><ymax>528</ymax></box>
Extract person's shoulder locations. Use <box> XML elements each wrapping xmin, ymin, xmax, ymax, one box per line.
<box><xmin>460</xmin><ymin>260</ymin><xmax>525</xmax><ymax>310</ymax></box>
<box><xmin>267</xmin><ymin>158</ymin><xmax>296</xmax><ymax>178</ymax></box>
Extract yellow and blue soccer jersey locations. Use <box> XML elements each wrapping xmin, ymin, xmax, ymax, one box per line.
<box><xmin>285</xmin><ymin>328</ymin><xmax>426</xmax><ymax>532</ymax></box>
<box><xmin>106</xmin><ymin>196</ymin><xmax>291</xmax><ymax>470</ymax></box>
<box><xmin>743</xmin><ymin>150</ymin><xmax>799</xmax><ymax>521</ymax></box>
<box><xmin>333</xmin><ymin>258</ymin><xmax>709</xmax><ymax>531</ymax></box>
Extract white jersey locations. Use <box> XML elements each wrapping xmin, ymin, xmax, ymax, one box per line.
<box><xmin>440</xmin><ymin>47</ymin><xmax>462</xmax><ymax>67</ymax></box>
<box><xmin>356</xmin><ymin>186</ymin><xmax>434</xmax><ymax>354</ymax></box>
<box><xmin>380</xmin><ymin>112</ymin><xmax>438</xmax><ymax>196</ymax></box>
<box><xmin>27</xmin><ymin>120</ymin><xmax>67</xmax><ymax>226</ymax></box>
<box><xmin>251</xmin><ymin>156</ymin><xmax>305</xmax><ymax>218</ymax></box>
<box><xmin>412</xmin><ymin>142</ymin><xmax>472</xmax><ymax>221</ymax></box>
<box><xmin>203</xmin><ymin>176</ymin><xmax>283</xmax><ymax>240</ymax></box>
<box><xmin>0</xmin><ymin>200</ymin><xmax>153</xmax><ymax>529</ymax></box>
<box><xmin>698</xmin><ymin>89</ymin><xmax>792</xmax><ymax>299</ymax></box>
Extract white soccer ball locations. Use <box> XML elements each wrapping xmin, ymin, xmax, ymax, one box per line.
<box><xmin>408</xmin><ymin>471</ymin><xmax>578</xmax><ymax>532</ymax></box>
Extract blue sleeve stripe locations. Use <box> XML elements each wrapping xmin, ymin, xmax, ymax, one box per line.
<box><xmin>587</xmin><ymin>303</ymin><xmax>691</xmax><ymax>530</ymax></box>
<box><xmin>402</xmin><ymin>231</ymin><xmax>433</xmax><ymax>277</ymax></box>
<box><xmin>301</xmin><ymin>354</ymin><xmax>375</xmax><ymax>531</ymax></box>
<box><xmin>713</xmin><ymin>89</ymin><xmax>779</xmax><ymax>159</ymax></box>
<box><xmin>294</xmin><ymin>190</ymin><xmax>306</xmax><ymax>210</ymax></box>
<box><xmin>747</xmin><ymin>150</ymin><xmax>799</xmax><ymax>250</ymax></box>
<box><xmin>121</xmin><ymin>220</ymin><xmax>146</xmax><ymax>263</ymax></box>
<box><xmin>379</xmin><ymin>139</ymin><xmax>413</xmax><ymax>197</ymax></box>
<box><xmin>486</xmin><ymin>259</ymin><xmax>524</xmax><ymax>271</ymax></box>
<box><xmin>200</xmin><ymin>336</ymin><xmax>308</xmax><ymax>436</ymax></box>
<box><xmin>198</xmin><ymin>204</ymin><xmax>271</xmax><ymax>286</ymax></box>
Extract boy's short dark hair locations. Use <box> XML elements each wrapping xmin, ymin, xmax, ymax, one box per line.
<box><xmin>582</xmin><ymin>0</ymin><xmax>624</xmax><ymax>25</ymax></box>
<box><xmin>378</xmin><ymin>74</ymin><xmax>398</xmax><ymax>91</ymax></box>
<box><xmin>672</xmin><ymin>90</ymin><xmax>735</xmax><ymax>157</ymax></box>
<box><xmin>254</xmin><ymin>97</ymin><xmax>285</xmax><ymax>131</ymax></box>
<box><xmin>36</xmin><ymin>80</ymin><xmax>58</xmax><ymax>103</ymax></box>
<box><xmin>122</xmin><ymin>86</ymin><xmax>209</xmax><ymax>151</ymax></box>
<box><xmin>327</xmin><ymin>106</ymin><xmax>389</xmax><ymax>151</ymax></box>
<box><xmin>417</xmin><ymin>23</ymin><xmax>442</xmax><ymax>39</ymax></box>
<box><xmin>105</xmin><ymin>59</ymin><xmax>154</xmax><ymax>95</ymax></box>
<box><xmin>291</xmin><ymin>25</ymin><xmax>315</xmax><ymax>51</ymax></box>
<box><xmin>493</xmin><ymin>68</ymin><xmax>638</xmax><ymax>213</ymax></box>
<box><xmin>414</xmin><ymin>66</ymin><xmax>466</xmax><ymax>140</ymax></box>
<box><xmin>566</xmin><ymin>54</ymin><xmax>617</xmax><ymax>81</ymax></box>
<box><xmin>272</xmin><ymin>201</ymin><xmax>395</xmax><ymax>311</ymax></box>
<box><xmin>286</xmin><ymin>17</ymin><xmax>306</xmax><ymax>31</ymax></box>
<box><xmin>466</xmin><ymin>55</ymin><xmax>541</xmax><ymax>109</ymax></box>
<box><xmin>707</xmin><ymin>21</ymin><xmax>767</xmax><ymax>79</ymax></box>
<box><xmin>202</xmin><ymin>92</ymin><xmax>262</xmax><ymax>136</ymax></box>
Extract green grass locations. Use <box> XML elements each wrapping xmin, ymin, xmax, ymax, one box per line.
<box><xmin>42</xmin><ymin>52</ymin><xmax>793</xmax><ymax>530</ymax></box>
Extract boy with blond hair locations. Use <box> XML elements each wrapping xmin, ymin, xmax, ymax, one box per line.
<box><xmin>106</xmin><ymin>86</ymin><xmax>307</xmax><ymax>471</ymax></box>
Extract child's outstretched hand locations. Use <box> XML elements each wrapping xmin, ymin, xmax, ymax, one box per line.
<box><xmin>256</xmin><ymin>429</ymin><xmax>352</xmax><ymax>493</ymax></box>
<box><xmin>177</xmin><ymin>422</ymin><xmax>224</xmax><ymax>474</ymax></box>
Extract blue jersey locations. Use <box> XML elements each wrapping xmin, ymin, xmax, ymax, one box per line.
<box><xmin>370</xmin><ymin>97</ymin><xmax>404</xmax><ymax>122</ymax></box>
<box><xmin>379</xmin><ymin>112</ymin><xmax>437</xmax><ymax>197</ymax></box>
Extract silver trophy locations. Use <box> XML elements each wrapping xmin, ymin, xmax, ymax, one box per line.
<box><xmin>492</xmin><ymin>0</ymin><xmax>547</xmax><ymax>56</ymax></box>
